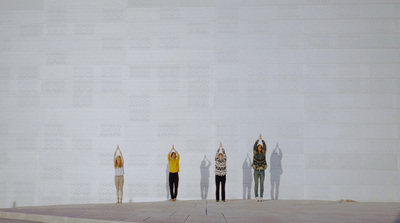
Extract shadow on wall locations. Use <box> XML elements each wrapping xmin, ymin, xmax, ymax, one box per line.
<box><xmin>242</xmin><ymin>153</ymin><xmax>252</xmax><ymax>199</ymax></box>
<box><xmin>395</xmin><ymin>212</ymin><xmax>400</xmax><ymax>223</ymax></box>
<box><xmin>200</xmin><ymin>154</ymin><xmax>211</xmax><ymax>200</ymax></box>
<box><xmin>270</xmin><ymin>143</ymin><xmax>283</xmax><ymax>200</ymax></box>
<box><xmin>165</xmin><ymin>164</ymin><xmax>170</xmax><ymax>200</ymax></box>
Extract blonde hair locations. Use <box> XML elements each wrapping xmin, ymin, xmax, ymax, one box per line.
<box><xmin>114</xmin><ymin>155</ymin><xmax>123</xmax><ymax>168</ymax></box>
<box><xmin>257</xmin><ymin>144</ymin><xmax>263</xmax><ymax>153</ymax></box>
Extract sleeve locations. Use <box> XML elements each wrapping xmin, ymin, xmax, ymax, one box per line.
<box><xmin>167</xmin><ymin>153</ymin><xmax>171</xmax><ymax>161</ymax></box>
<box><xmin>253</xmin><ymin>140</ymin><xmax>259</xmax><ymax>151</ymax></box>
<box><xmin>177</xmin><ymin>154</ymin><xmax>180</xmax><ymax>161</ymax></box>
<box><xmin>262</xmin><ymin>140</ymin><xmax>267</xmax><ymax>153</ymax></box>
<box><xmin>222</xmin><ymin>148</ymin><xmax>226</xmax><ymax>160</ymax></box>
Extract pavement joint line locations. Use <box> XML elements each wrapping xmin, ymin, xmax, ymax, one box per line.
<box><xmin>221</xmin><ymin>212</ymin><xmax>228</xmax><ymax>223</ymax></box>
<box><xmin>183</xmin><ymin>214</ymin><xmax>190</xmax><ymax>223</ymax></box>
<box><xmin>169</xmin><ymin>211</ymin><xmax>176</xmax><ymax>217</ymax></box>
<box><xmin>142</xmin><ymin>216</ymin><xmax>151</xmax><ymax>221</ymax></box>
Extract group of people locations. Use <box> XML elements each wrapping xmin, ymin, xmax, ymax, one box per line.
<box><xmin>113</xmin><ymin>134</ymin><xmax>268</xmax><ymax>203</ymax></box>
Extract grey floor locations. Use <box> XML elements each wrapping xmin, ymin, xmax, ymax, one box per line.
<box><xmin>1</xmin><ymin>200</ymin><xmax>400</xmax><ymax>223</ymax></box>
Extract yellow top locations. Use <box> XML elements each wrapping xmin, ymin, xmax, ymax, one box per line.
<box><xmin>168</xmin><ymin>153</ymin><xmax>180</xmax><ymax>173</ymax></box>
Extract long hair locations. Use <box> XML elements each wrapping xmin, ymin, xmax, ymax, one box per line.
<box><xmin>114</xmin><ymin>155</ymin><xmax>123</xmax><ymax>168</ymax></box>
<box><xmin>257</xmin><ymin>144</ymin><xmax>263</xmax><ymax>154</ymax></box>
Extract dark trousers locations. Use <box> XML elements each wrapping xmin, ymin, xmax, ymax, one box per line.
<box><xmin>215</xmin><ymin>175</ymin><xmax>226</xmax><ymax>201</ymax></box>
<box><xmin>169</xmin><ymin>172</ymin><xmax>179</xmax><ymax>199</ymax></box>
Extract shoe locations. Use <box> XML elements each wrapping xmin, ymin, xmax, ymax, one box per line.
<box><xmin>260</xmin><ymin>198</ymin><xmax>263</xmax><ymax>202</ymax></box>
<box><xmin>222</xmin><ymin>200</ymin><xmax>225</xmax><ymax>202</ymax></box>
<box><xmin>216</xmin><ymin>200</ymin><xmax>219</xmax><ymax>202</ymax></box>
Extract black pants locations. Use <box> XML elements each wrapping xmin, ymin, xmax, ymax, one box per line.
<box><xmin>215</xmin><ymin>175</ymin><xmax>226</xmax><ymax>201</ymax></box>
<box><xmin>169</xmin><ymin>172</ymin><xmax>179</xmax><ymax>199</ymax></box>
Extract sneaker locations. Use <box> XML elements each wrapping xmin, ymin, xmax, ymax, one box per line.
<box><xmin>216</xmin><ymin>200</ymin><xmax>219</xmax><ymax>202</ymax></box>
<box><xmin>222</xmin><ymin>200</ymin><xmax>225</xmax><ymax>202</ymax></box>
<box><xmin>260</xmin><ymin>198</ymin><xmax>263</xmax><ymax>202</ymax></box>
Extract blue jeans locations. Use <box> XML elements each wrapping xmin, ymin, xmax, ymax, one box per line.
<box><xmin>254</xmin><ymin>170</ymin><xmax>265</xmax><ymax>198</ymax></box>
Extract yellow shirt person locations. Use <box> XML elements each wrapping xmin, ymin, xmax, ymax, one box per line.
<box><xmin>168</xmin><ymin>153</ymin><xmax>180</xmax><ymax>173</ymax></box>
<box><xmin>168</xmin><ymin>145</ymin><xmax>180</xmax><ymax>201</ymax></box>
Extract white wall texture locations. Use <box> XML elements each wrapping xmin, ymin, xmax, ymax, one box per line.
<box><xmin>0</xmin><ymin>0</ymin><xmax>399</xmax><ymax>208</ymax></box>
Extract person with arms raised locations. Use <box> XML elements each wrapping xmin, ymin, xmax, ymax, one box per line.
<box><xmin>168</xmin><ymin>145</ymin><xmax>180</xmax><ymax>201</ymax></box>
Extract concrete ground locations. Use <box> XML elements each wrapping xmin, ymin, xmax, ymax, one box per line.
<box><xmin>1</xmin><ymin>200</ymin><xmax>400</xmax><ymax>223</ymax></box>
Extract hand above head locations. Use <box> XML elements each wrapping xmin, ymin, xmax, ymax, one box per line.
<box><xmin>259</xmin><ymin>134</ymin><xmax>262</xmax><ymax>140</ymax></box>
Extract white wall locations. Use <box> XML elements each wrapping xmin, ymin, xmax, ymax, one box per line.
<box><xmin>0</xmin><ymin>0</ymin><xmax>399</xmax><ymax>208</ymax></box>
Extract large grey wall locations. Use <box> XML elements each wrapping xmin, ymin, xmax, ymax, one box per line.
<box><xmin>0</xmin><ymin>0</ymin><xmax>399</xmax><ymax>208</ymax></box>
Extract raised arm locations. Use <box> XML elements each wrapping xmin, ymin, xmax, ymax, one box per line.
<box><xmin>168</xmin><ymin>145</ymin><xmax>174</xmax><ymax>160</ymax></box>
<box><xmin>114</xmin><ymin>146</ymin><xmax>118</xmax><ymax>160</ymax></box>
<box><xmin>253</xmin><ymin>140</ymin><xmax>259</xmax><ymax>151</ymax></box>
<box><xmin>262</xmin><ymin>140</ymin><xmax>266</xmax><ymax>153</ymax></box>
<box><xmin>118</xmin><ymin>145</ymin><xmax>124</xmax><ymax>165</ymax></box>
<box><xmin>173</xmin><ymin>145</ymin><xmax>179</xmax><ymax>156</ymax></box>
<box><xmin>215</xmin><ymin>147</ymin><xmax>220</xmax><ymax>160</ymax></box>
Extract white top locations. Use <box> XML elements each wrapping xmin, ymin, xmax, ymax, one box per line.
<box><xmin>115</xmin><ymin>166</ymin><xmax>124</xmax><ymax>176</ymax></box>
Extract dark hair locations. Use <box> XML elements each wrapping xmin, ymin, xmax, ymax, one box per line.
<box><xmin>171</xmin><ymin>152</ymin><xmax>176</xmax><ymax>158</ymax></box>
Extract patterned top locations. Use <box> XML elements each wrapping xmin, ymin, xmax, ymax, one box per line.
<box><xmin>252</xmin><ymin>139</ymin><xmax>267</xmax><ymax>171</ymax></box>
<box><xmin>215</xmin><ymin>148</ymin><xmax>227</xmax><ymax>176</ymax></box>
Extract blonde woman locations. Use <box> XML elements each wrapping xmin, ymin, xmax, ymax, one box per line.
<box><xmin>114</xmin><ymin>145</ymin><xmax>124</xmax><ymax>203</ymax></box>
<box><xmin>168</xmin><ymin>145</ymin><xmax>180</xmax><ymax>201</ymax></box>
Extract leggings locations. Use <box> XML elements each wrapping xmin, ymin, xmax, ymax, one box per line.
<box><xmin>115</xmin><ymin>175</ymin><xmax>124</xmax><ymax>200</ymax></box>
<box><xmin>169</xmin><ymin>172</ymin><xmax>179</xmax><ymax>199</ymax></box>
<box><xmin>215</xmin><ymin>175</ymin><xmax>226</xmax><ymax>201</ymax></box>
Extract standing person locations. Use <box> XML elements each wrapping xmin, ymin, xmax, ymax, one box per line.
<box><xmin>168</xmin><ymin>145</ymin><xmax>180</xmax><ymax>201</ymax></box>
<box><xmin>252</xmin><ymin>134</ymin><xmax>267</xmax><ymax>202</ymax></box>
<box><xmin>215</xmin><ymin>142</ymin><xmax>227</xmax><ymax>202</ymax></box>
<box><xmin>114</xmin><ymin>145</ymin><xmax>124</xmax><ymax>204</ymax></box>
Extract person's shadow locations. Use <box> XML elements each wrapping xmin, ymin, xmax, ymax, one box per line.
<box><xmin>394</xmin><ymin>211</ymin><xmax>400</xmax><ymax>223</ymax></box>
<box><xmin>270</xmin><ymin>143</ymin><xmax>283</xmax><ymax>200</ymax></box>
<box><xmin>166</xmin><ymin>164</ymin><xmax>170</xmax><ymax>200</ymax></box>
<box><xmin>242</xmin><ymin>153</ymin><xmax>252</xmax><ymax>199</ymax></box>
<box><xmin>200</xmin><ymin>154</ymin><xmax>211</xmax><ymax>200</ymax></box>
